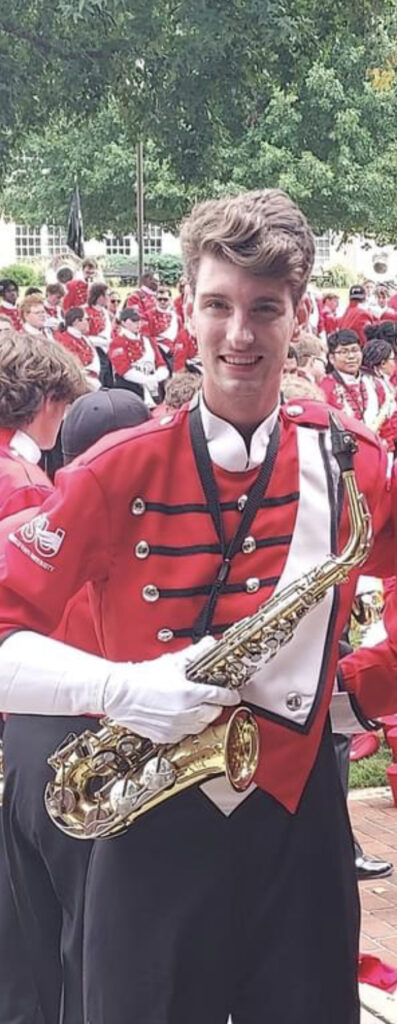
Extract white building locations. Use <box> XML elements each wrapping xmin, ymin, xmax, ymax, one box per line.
<box><xmin>0</xmin><ymin>217</ymin><xmax>396</xmax><ymax>283</ymax></box>
<box><xmin>313</xmin><ymin>231</ymin><xmax>397</xmax><ymax>282</ymax></box>
<box><xmin>0</xmin><ymin>219</ymin><xmax>180</xmax><ymax>268</ymax></box>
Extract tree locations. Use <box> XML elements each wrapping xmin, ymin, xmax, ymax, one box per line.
<box><xmin>2</xmin><ymin>0</ymin><xmax>397</xmax><ymax>240</ymax></box>
<box><xmin>0</xmin><ymin>103</ymin><xmax>195</xmax><ymax>237</ymax></box>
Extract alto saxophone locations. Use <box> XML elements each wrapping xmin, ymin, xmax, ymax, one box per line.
<box><xmin>44</xmin><ymin>414</ymin><xmax>372</xmax><ymax>840</ymax></box>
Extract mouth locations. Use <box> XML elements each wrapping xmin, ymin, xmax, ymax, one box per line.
<box><xmin>220</xmin><ymin>355</ymin><xmax>262</xmax><ymax>367</ymax></box>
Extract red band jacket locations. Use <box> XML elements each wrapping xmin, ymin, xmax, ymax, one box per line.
<box><xmin>0</xmin><ymin>401</ymin><xmax>393</xmax><ymax>813</ymax></box>
<box><xmin>0</xmin><ymin>304</ymin><xmax>23</xmax><ymax>332</ymax></box>
<box><xmin>62</xmin><ymin>279</ymin><xmax>88</xmax><ymax>312</ymax></box>
<box><xmin>321</xmin><ymin>371</ymin><xmax>389</xmax><ymax>432</ymax></box>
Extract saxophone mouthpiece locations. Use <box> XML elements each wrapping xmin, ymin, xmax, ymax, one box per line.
<box><xmin>329</xmin><ymin>412</ymin><xmax>358</xmax><ymax>473</ymax></box>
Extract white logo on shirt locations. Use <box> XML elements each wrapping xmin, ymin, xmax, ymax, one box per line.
<box><xmin>19</xmin><ymin>514</ymin><xmax>65</xmax><ymax>558</ymax></box>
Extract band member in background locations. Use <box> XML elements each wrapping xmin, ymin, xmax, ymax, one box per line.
<box><xmin>338</xmin><ymin>284</ymin><xmax>374</xmax><ymax>347</ymax></box>
<box><xmin>110</xmin><ymin>307</ymin><xmax>169</xmax><ymax>406</ymax></box>
<box><xmin>44</xmin><ymin>283</ymin><xmax>65</xmax><ymax>332</ymax></box>
<box><xmin>125</xmin><ymin>268</ymin><xmax>159</xmax><ymax>321</ymax></box>
<box><xmin>0</xmin><ymin>190</ymin><xmax>395</xmax><ymax>1024</ymax></box>
<box><xmin>55</xmin><ymin>307</ymin><xmax>101</xmax><ymax>390</ymax></box>
<box><xmin>85</xmin><ymin>282</ymin><xmax>113</xmax><ymax>387</ymax></box>
<box><xmin>0</xmin><ymin>278</ymin><xmax>23</xmax><ymax>332</ymax></box>
<box><xmin>321</xmin><ymin>329</ymin><xmax>388</xmax><ymax>429</ymax></box>
<box><xmin>20</xmin><ymin>294</ymin><xmax>55</xmax><ymax>343</ymax></box>
<box><xmin>62</xmin><ymin>258</ymin><xmax>98</xmax><ymax>312</ymax></box>
<box><xmin>107</xmin><ymin>289</ymin><xmax>120</xmax><ymax>323</ymax></box>
<box><xmin>361</xmin><ymin>338</ymin><xmax>397</xmax><ymax>453</ymax></box>
<box><xmin>0</xmin><ymin>332</ymin><xmax>86</xmax><ymax>1024</ymax></box>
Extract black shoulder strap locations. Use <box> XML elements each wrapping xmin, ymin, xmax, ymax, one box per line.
<box><xmin>189</xmin><ymin>404</ymin><xmax>280</xmax><ymax>640</ymax></box>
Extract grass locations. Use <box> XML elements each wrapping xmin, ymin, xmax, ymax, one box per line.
<box><xmin>349</xmin><ymin>739</ymin><xmax>392</xmax><ymax>789</ymax></box>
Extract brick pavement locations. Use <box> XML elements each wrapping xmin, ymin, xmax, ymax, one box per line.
<box><xmin>349</xmin><ymin>787</ymin><xmax>397</xmax><ymax>1022</ymax></box>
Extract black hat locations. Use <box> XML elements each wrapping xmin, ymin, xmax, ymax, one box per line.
<box><xmin>61</xmin><ymin>388</ymin><xmax>150</xmax><ymax>461</ymax></box>
<box><xmin>349</xmin><ymin>284</ymin><xmax>366</xmax><ymax>301</ymax></box>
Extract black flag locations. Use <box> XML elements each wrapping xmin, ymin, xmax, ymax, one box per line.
<box><xmin>66</xmin><ymin>180</ymin><xmax>84</xmax><ymax>258</ymax></box>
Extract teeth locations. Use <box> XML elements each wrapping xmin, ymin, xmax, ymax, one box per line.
<box><xmin>223</xmin><ymin>356</ymin><xmax>258</xmax><ymax>365</ymax></box>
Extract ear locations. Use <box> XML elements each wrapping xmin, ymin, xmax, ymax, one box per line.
<box><xmin>184</xmin><ymin>285</ymin><xmax>196</xmax><ymax>338</ymax></box>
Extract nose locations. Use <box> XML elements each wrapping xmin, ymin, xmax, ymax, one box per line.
<box><xmin>225</xmin><ymin>312</ymin><xmax>254</xmax><ymax>349</ymax></box>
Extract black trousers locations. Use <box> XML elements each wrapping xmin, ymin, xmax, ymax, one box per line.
<box><xmin>0</xmin><ymin>810</ymin><xmax>44</xmax><ymax>1024</ymax></box>
<box><xmin>83</xmin><ymin>724</ymin><xmax>360</xmax><ymax>1024</ymax></box>
<box><xmin>333</xmin><ymin>733</ymin><xmax>363</xmax><ymax>859</ymax></box>
<box><xmin>3</xmin><ymin>715</ymin><xmax>98</xmax><ymax>1024</ymax></box>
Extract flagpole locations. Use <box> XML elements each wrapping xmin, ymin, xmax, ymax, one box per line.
<box><xmin>136</xmin><ymin>141</ymin><xmax>144</xmax><ymax>283</ymax></box>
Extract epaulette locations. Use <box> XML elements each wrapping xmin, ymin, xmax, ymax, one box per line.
<box><xmin>70</xmin><ymin>406</ymin><xmax>185</xmax><ymax>470</ymax></box>
<box><xmin>280</xmin><ymin>399</ymin><xmax>382</xmax><ymax>449</ymax></box>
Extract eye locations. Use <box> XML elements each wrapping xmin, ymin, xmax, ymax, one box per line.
<box><xmin>205</xmin><ymin>299</ymin><xmax>229</xmax><ymax>312</ymax></box>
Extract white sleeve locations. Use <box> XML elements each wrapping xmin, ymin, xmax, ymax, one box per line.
<box><xmin>0</xmin><ymin>632</ymin><xmax>111</xmax><ymax>715</ymax></box>
<box><xmin>123</xmin><ymin>366</ymin><xmax>149</xmax><ymax>386</ymax></box>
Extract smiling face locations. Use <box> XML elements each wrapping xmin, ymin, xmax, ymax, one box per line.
<box><xmin>189</xmin><ymin>254</ymin><xmax>298</xmax><ymax>426</ymax></box>
<box><xmin>329</xmin><ymin>342</ymin><xmax>362</xmax><ymax>376</ymax></box>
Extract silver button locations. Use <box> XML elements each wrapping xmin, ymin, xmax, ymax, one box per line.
<box><xmin>285</xmin><ymin>404</ymin><xmax>303</xmax><ymax>417</ymax></box>
<box><xmin>142</xmin><ymin>584</ymin><xmax>159</xmax><ymax>603</ymax></box>
<box><xmin>237</xmin><ymin>494</ymin><xmax>248</xmax><ymax>512</ymax></box>
<box><xmin>245</xmin><ymin>577</ymin><xmax>260</xmax><ymax>593</ymax></box>
<box><xmin>286</xmin><ymin>692</ymin><xmax>302</xmax><ymax>711</ymax></box>
<box><xmin>157</xmin><ymin>628</ymin><xmax>174</xmax><ymax>643</ymax></box>
<box><xmin>131</xmin><ymin>497</ymin><xmax>146</xmax><ymax>516</ymax></box>
<box><xmin>242</xmin><ymin>536</ymin><xmax>256</xmax><ymax>555</ymax></box>
<box><xmin>135</xmin><ymin>541</ymin><xmax>150</xmax><ymax>559</ymax></box>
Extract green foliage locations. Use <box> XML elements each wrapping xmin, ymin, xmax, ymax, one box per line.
<box><xmin>349</xmin><ymin>741</ymin><xmax>392</xmax><ymax>790</ymax></box>
<box><xmin>2</xmin><ymin>2</ymin><xmax>397</xmax><ymax>239</ymax></box>
<box><xmin>314</xmin><ymin>263</ymin><xmax>356</xmax><ymax>288</ymax></box>
<box><xmin>0</xmin><ymin>263</ymin><xmax>42</xmax><ymax>287</ymax></box>
<box><xmin>145</xmin><ymin>254</ymin><xmax>183</xmax><ymax>286</ymax></box>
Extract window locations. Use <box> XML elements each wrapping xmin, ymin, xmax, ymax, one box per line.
<box><xmin>47</xmin><ymin>225</ymin><xmax>68</xmax><ymax>256</ymax></box>
<box><xmin>15</xmin><ymin>225</ymin><xmax>41</xmax><ymax>259</ymax></box>
<box><xmin>104</xmin><ymin>234</ymin><xmax>134</xmax><ymax>256</ymax></box>
<box><xmin>314</xmin><ymin>232</ymin><xmax>331</xmax><ymax>266</ymax></box>
<box><xmin>143</xmin><ymin>224</ymin><xmax>162</xmax><ymax>256</ymax></box>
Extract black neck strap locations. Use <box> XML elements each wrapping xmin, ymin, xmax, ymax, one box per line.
<box><xmin>189</xmin><ymin>403</ymin><xmax>280</xmax><ymax>640</ymax></box>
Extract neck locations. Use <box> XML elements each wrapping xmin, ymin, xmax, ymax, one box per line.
<box><xmin>202</xmin><ymin>384</ymin><xmax>279</xmax><ymax>430</ymax></box>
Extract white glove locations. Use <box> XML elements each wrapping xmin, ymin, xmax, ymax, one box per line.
<box><xmin>104</xmin><ymin>638</ymin><xmax>240</xmax><ymax>743</ymax></box>
<box><xmin>0</xmin><ymin>632</ymin><xmax>239</xmax><ymax>744</ymax></box>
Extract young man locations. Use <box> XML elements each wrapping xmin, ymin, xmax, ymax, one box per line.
<box><xmin>85</xmin><ymin>281</ymin><xmax>113</xmax><ymax>386</ymax></box>
<box><xmin>338</xmin><ymin>284</ymin><xmax>375</xmax><ymax>347</ymax></box>
<box><xmin>125</xmin><ymin>268</ymin><xmax>160</xmax><ymax>321</ymax></box>
<box><xmin>55</xmin><ymin>306</ymin><xmax>101</xmax><ymax>389</ymax></box>
<box><xmin>62</xmin><ymin>258</ymin><xmax>98</xmax><ymax>312</ymax></box>
<box><xmin>0</xmin><ymin>190</ymin><xmax>395</xmax><ymax>1024</ymax></box>
<box><xmin>0</xmin><ymin>278</ymin><xmax>22</xmax><ymax>332</ymax></box>
<box><xmin>20</xmin><ymin>294</ymin><xmax>54</xmax><ymax>342</ymax></box>
<box><xmin>109</xmin><ymin>307</ymin><xmax>169</xmax><ymax>406</ymax></box>
<box><xmin>321</xmin><ymin>328</ymin><xmax>389</xmax><ymax>431</ymax></box>
<box><xmin>0</xmin><ymin>331</ymin><xmax>87</xmax><ymax>1024</ymax></box>
<box><xmin>44</xmin><ymin>282</ymin><xmax>65</xmax><ymax>331</ymax></box>
<box><xmin>295</xmin><ymin>332</ymin><xmax>327</xmax><ymax>383</ymax></box>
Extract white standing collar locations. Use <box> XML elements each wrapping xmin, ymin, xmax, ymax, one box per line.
<box><xmin>10</xmin><ymin>430</ymin><xmax>41</xmax><ymax>465</ymax></box>
<box><xmin>24</xmin><ymin>322</ymin><xmax>41</xmax><ymax>337</ymax></box>
<box><xmin>199</xmin><ymin>393</ymin><xmax>280</xmax><ymax>472</ymax></box>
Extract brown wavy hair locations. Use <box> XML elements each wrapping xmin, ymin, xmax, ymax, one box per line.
<box><xmin>180</xmin><ymin>189</ymin><xmax>315</xmax><ymax>307</ymax></box>
<box><xmin>0</xmin><ymin>331</ymin><xmax>88</xmax><ymax>427</ymax></box>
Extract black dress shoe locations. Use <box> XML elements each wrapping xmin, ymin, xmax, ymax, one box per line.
<box><xmin>356</xmin><ymin>853</ymin><xmax>393</xmax><ymax>881</ymax></box>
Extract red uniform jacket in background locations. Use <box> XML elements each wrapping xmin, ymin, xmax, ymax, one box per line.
<box><xmin>338</xmin><ymin>302</ymin><xmax>374</xmax><ymax>347</ymax></box>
